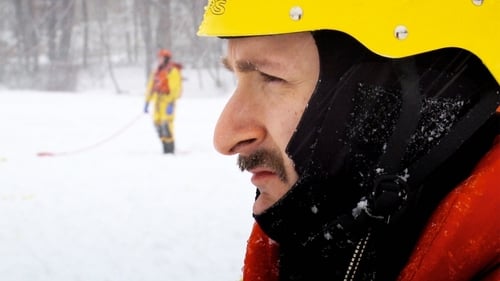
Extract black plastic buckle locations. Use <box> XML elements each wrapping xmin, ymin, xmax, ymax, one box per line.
<box><xmin>370</xmin><ymin>174</ymin><xmax>409</xmax><ymax>224</ymax></box>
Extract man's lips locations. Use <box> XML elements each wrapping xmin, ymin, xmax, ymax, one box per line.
<box><xmin>248</xmin><ymin>167</ymin><xmax>277</xmax><ymax>186</ymax></box>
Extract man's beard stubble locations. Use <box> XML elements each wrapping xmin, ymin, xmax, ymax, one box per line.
<box><xmin>237</xmin><ymin>149</ymin><xmax>288</xmax><ymax>183</ymax></box>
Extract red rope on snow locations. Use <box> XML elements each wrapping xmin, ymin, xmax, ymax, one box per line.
<box><xmin>37</xmin><ymin>113</ymin><xmax>145</xmax><ymax>157</ymax></box>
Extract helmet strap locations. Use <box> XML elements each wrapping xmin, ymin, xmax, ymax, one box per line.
<box><xmin>367</xmin><ymin>62</ymin><xmax>500</xmax><ymax>224</ymax></box>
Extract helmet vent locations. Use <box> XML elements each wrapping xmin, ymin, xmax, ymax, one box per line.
<box><xmin>289</xmin><ymin>6</ymin><xmax>303</xmax><ymax>21</ymax></box>
<box><xmin>472</xmin><ymin>0</ymin><xmax>484</xmax><ymax>6</ymax></box>
<box><xmin>394</xmin><ymin>25</ymin><xmax>408</xmax><ymax>40</ymax></box>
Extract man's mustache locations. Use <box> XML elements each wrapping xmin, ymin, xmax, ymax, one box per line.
<box><xmin>237</xmin><ymin>149</ymin><xmax>288</xmax><ymax>183</ymax></box>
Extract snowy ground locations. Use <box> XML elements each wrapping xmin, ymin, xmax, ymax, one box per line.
<box><xmin>0</xmin><ymin>67</ymin><xmax>255</xmax><ymax>281</ymax></box>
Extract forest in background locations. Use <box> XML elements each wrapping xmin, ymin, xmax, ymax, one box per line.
<box><xmin>0</xmin><ymin>0</ymin><xmax>225</xmax><ymax>92</ymax></box>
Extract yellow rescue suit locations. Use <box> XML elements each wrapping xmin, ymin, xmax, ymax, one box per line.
<box><xmin>144</xmin><ymin>63</ymin><xmax>182</xmax><ymax>153</ymax></box>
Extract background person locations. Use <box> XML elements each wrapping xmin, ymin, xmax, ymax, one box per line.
<box><xmin>197</xmin><ymin>1</ymin><xmax>500</xmax><ymax>280</ymax></box>
<box><xmin>144</xmin><ymin>49</ymin><xmax>183</xmax><ymax>154</ymax></box>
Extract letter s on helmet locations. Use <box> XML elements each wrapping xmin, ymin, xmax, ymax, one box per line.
<box><xmin>197</xmin><ymin>0</ymin><xmax>500</xmax><ymax>84</ymax></box>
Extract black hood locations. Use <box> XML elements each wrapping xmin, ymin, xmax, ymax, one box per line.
<box><xmin>254</xmin><ymin>30</ymin><xmax>500</xmax><ymax>280</ymax></box>
<box><xmin>289</xmin><ymin>30</ymin><xmax>499</xmax><ymax>189</ymax></box>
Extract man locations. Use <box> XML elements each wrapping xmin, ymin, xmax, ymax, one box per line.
<box><xmin>144</xmin><ymin>49</ymin><xmax>183</xmax><ymax>154</ymax></box>
<box><xmin>198</xmin><ymin>1</ymin><xmax>499</xmax><ymax>281</ymax></box>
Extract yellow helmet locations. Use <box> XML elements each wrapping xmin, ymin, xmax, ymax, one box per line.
<box><xmin>197</xmin><ymin>0</ymin><xmax>500</xmax><ymax>83</ymax></box>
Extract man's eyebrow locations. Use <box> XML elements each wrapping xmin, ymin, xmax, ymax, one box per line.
<box><xmin>221</xmin><ymin>57</ymin><xmax>233</xmax><ymax>71</ymax></box>
<box><xmin>221</xmin><ymin>57</ymin><xmax>261</xmax><ymax>73</ymax></box>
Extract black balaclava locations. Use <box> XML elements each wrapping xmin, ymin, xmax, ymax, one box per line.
<box><xmin>254</xmin><ymin>30</ymin><xmax>500</xmax><ymax>280</ymax></box>
<box><xmin>159</xmin><ymin>56</ymin><xmax>171</xmax><ymax>69</ymax></box>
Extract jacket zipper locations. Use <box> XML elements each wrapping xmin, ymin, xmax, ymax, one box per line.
<box><xmin>343</xmin><ymin>231</ymin><xmax>371</xmax><ymax>281</ymax></box>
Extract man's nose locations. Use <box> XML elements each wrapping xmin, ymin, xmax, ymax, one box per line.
<box><xmin>213</xmin><ymin>88</ymin><xmax>265</xmax><ymax>155</ymax></box>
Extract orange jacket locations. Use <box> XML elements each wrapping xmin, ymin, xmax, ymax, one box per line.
<box><xmin>145</xmin><ymin>63</ymin><xmax>182</xmax><ymax>103</ymax></box>
<box><xmin>397</xmin><ymin>137</ymin><xmax>500</xmax><ymax>281</ymax></box>
<box><xmin>243</xmin><ymin>137</ymin><xmax>500</xmax><ymax>281</ymax></box>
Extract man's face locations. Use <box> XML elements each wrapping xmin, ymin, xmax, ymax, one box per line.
<box><xmin>158</xmin><ymin>56</ymin><xmax>170</xmax><ymax>66</ymax></box>
<box><xmin>213</xmin><ymin>32</ymin><xmax>319</xmax><ymax>214</ymax></box>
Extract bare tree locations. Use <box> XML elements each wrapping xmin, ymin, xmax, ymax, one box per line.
<box><xmin>44</xmin><ymin>0</ymin><xmax>78</xmax><ymax>91</ymax></box>
<box><xmin>58</xmin><ymin>0</ymin><xmax>75</xmax><ymax>61</ymax></box>
<box><xmin>12</xmin><ymin>0</ymin><xmax>39</xmax><ymax>73</ymax></box>
<box><xmin>81</xmin><ymin>0</ymin><xmax>89</xmax><ymax>68</ymax></box>
<box><xmin>136</xmin><ymin>0</ymin><xmax>154</xmax><ymax>80</ymax></box>
<box><xmin>155</xmin><ymin>0</ymin><xmax>171</xmax><ymax>50</ymax></box>
<box><xmin>0</xmin><ymin>0</ymin><xmax>227</xmax><ymax>92</ymax></box>
<box><xmin>95</xmin><ymin>0</ymin><xmax>124</xmax><ymax>94</ymax></box>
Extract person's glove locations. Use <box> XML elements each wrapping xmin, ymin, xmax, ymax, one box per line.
<box><xmin>143</xmin><ymin>102</ymin><xmax>149</xmax><ymax>113</ymax></box>
<box><xmin>166</xmin><ymin>103</ymin><xmax>174</xmax><ymax>115</ymax></box>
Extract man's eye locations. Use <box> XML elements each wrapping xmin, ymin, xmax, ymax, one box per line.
<box><xmin>261</xmin><ymin>73</ymin><xmax>283</xmax><ymax>83</ymax></box>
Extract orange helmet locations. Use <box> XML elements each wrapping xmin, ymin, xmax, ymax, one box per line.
<box><xmin>157</xmin><ymin>49</ymin><xmax>172</xmax><ymax>58</ymax></box>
